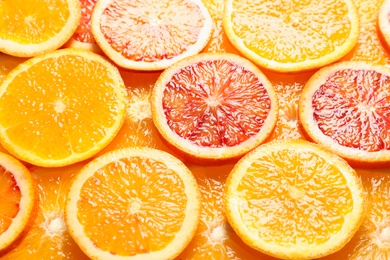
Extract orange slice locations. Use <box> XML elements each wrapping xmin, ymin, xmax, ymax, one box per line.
<box><xmin>0</xmin><ymin>152</ymin><xmax>36</xmax><ymax>253</ymax></box>
<box><xmin>65</xmin><ymin>147</ymin><xmax>201</xmax><ymax>259</ymax></box>
<box><xmin>321</xmin><ymin>168</ymin><xmax>390</xmax><ymax>259</ymax></box>
<box><xmin>299</xmin><ymin>61</ymin><xmax>390</xmax><ymax>168</ymax></box>
<box><xmin>224</xmin><ymin>139</ymin><xmax>365</xmax><ymax>259</ymax></box>
<box><xmin>1</xmin><ymin>164</ymin><xmax>89</xmax><ymax>259</ymax></box>
<box><xmin>64</xmin><ymin>0</ymin><xmax>102</xmax><ymax>53</ymax></box>
<box><xmin>0</xmin><ymin>0</ymin><xmax>81</xmax><ymax>57</ymax></box>
<box><xmin>91</xmin><ymin>0</ymin><xmax>213</xmax><ymax>70</ymax></box>
<box><xmin>151</xmin><ymin>52</ymin><xmax>278</xmax><ymax>164</ymax></box>
<box><xmin>223</xmin><ymin>0</ymin><xmax>360</xmax><ymax>72</ymax></box>
<box><xmin>0</xmin><ymin>48</ymin><xmax>127</xmax><ymax>167</ymax></box>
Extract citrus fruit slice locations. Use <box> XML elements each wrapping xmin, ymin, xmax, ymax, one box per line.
<box><xmin>321</xmin><ymin>168</ymin><xmax>390</xmax><ymax>260</ymax></box>
<box><xmin>0</xmin><ymin>0</ymin><xmax>81</xmax><ymax>57</ymax></box>
<box><xmin>91</xmin><ymin>0</ymin><xmax>213</xmax><ymax>70</ymax></box>
<box><xmin>0</xmin><ymin>48</ymin><xmax>127</xmax><ymax>167</ymax></box>
<box><xmin>0</xmin><ymin>152</ymin><xmax>36</xmax><ymax>253</ymax></box>
<box><xmin>223</xmin><ymin>0</ymin><xmax>360</xmax><ymax>72</ymax></box>
<box><xmin>151</xmin><ymin>53</ymin><xmax>278</xmax><ymax>164</ymax></box>
<box><xmin>224</xmin><ymin>139</ymin><xmax>366</xmax><ymax>259</ymax></box>
<box><xmin>65</xmin><ymin>147</ymin><xmax>201</xmax><ymax>259</ymax></box>
<box><xmin>378</xmin><ymin>0</ymin><xmax>390</xmax><ymax>49</ymax></box>
<box><xmin>298</xmin><ymin>61</ymin><xmax>390</xmax><ymax>168</ymax></box>
<box><xmin>1</xmin><ymin>164</ymin><xmax>89</xmax><ymax>259</ymax></box>
<box><xmin>64</xmin><ymin>0</ymin><xmax>102</xmax><ymax>53</ymax></box>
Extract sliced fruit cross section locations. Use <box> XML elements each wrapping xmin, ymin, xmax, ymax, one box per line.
<box><xmin>151</xmin><ymin>53</ymin><xmax>278</xmax><ymax>164</ymax></box>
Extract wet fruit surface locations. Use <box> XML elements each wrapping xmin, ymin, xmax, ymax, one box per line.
<box><xmin>163</xmin><ymin>59</ymin><xmax>271</xmax><ymax>147</ymax></box>
<box><xmin>312</xmin><ymin>68</ymin><xmax>390</xmax><ymax>151</ymax></box>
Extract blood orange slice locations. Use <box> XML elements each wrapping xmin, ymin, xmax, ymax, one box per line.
<box><xmin>91</xmin><ymin>0</ymin><xmax>213</xmax><ymax>71</ymax></box>
<box><xmin>151</xmin><ymin>53</ymin><xmax>278</xmax><ymax>164</ymax></box>
<box><xmin>299</xmin><ymin>61</ymin><xmax>390</xmax><ymax>168</ymax></box>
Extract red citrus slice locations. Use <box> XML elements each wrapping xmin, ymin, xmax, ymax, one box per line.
<box><xmin>91</xmin><ymin>0</ymin><xmax>213</xmax><ymax>70</ymax></box>
<box><xmin>151</xmin><ymin>52</ymin><xmax>278</xmax><ymax>164</ymax></box>
<box><xmin>299</xmin><ymin>61</ymin><xmax>390</xmax><ymax>168</ymax></box>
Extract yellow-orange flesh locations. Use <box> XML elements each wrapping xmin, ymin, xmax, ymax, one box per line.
<box><xmin>76</xmin><ymin>157</ymin><xmax>188</xmax><ymax>256</ymax></box>
<box><xmin>0</xmin><ymin>50</ymin><xmax>126</xmax><ymax>166</ymax></box>
<box><xmin>224</xmin><ymin>140</ymin><xmax>365</xmax><ymax>259</ymax></box>
<box><xmin>0</xmin><ymin>0</ymin><xmax>71</xmax><ymax>44</ymax></box>
<box><xmin>223</xmin><ymin>0</ymin><xmax>359</xmax><ymax>71</ymax></box>
<box><xmin>236</xmin><ymin>150</ymin><xmax>354</xmax><ymax>243</ymax></box>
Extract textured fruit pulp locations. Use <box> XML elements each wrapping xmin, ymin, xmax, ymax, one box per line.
<box><xmin>0</xmin><ymin>166</ymin><xmax>21</xmax><ymax>234</ymax></box>
<box><xmin>98</xmin><ymin>0</ymin><xmax>389</xmax><ymax>258</ymax></box>
<box><xmin>237</xmin><ymin>148</ymin><xmax>353</xmax><ymax>245</ymax></box>
<box><xmin>163</xmin><ymin>59</ymin><xmax>271</xmax><ymax>148</ymax></box>
<box><xmin>101</xmin><ymin>0</ymin><xmax>206</xmax><ymax>62</ymax></box>
<box><xmin>0</xmin><ymin>55</ymin><xmax>123</xmax><ymax>161</ymax></box>
<box><xmin>230</xmin><ymin>0</ymin><xmax>353</xmax><ymax>63</ymax></box>
<box><xmin>0</xmin><ymin>0</ymin><xmax>69</xmax><ymax>44</ymax></box>
<box><xmin>77</xmin><ymin>157</ymin><xmax>187</xmax><ymax>256</ymax></box>
<box><xmin>1</xmin><ymin>165</ymin><xmax>89</xmax><ymax>259</ymax></box>
<box><xmin>313</xmin><ymin>69</ymin><xmax>390</xmax><ymax>151</ymax></box>
<box><xmin>0</xmin><ymin>0</ymin><xmax>389</xmax><ymax>259</ymax></box>
<box><xmin>73</xmin><ymin>0</ymin><xmax>98</xmax><ymax>43</ymax></box>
